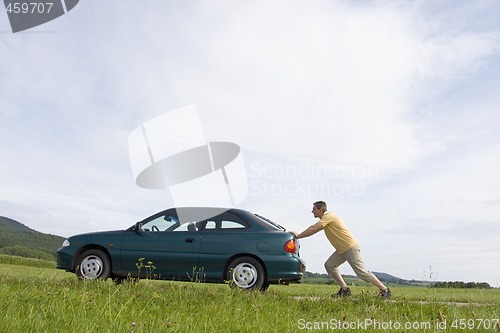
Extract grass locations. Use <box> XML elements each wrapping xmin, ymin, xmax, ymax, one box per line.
<box><xmin>0</xmin><ymin>254</ymin><xmax>57</xmax><ymax>269</ymax></box>
<box><xmin>0</xmin><ymin>256</ymin><xmax>499</xmax><ymax>333</ymax></box>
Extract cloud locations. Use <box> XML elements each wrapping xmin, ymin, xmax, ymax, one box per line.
<box><xmin>183</xmin><ymin>1</ymin><xmax>426</xmax><ymax>164</ymax></box>
<box><xmin>147</xmin><ymin>0</ymin><xmax>499</xmax><ymax>171</ymax></box>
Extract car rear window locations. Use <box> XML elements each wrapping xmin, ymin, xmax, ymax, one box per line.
<box><xmin>254</xmin><ymin>214</ymin><xmax>286</xmax><ymax>231</ymax></box>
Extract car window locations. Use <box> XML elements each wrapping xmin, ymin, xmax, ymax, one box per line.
<box><xmin>202</xmin><ymin>212</ymin><xmax>248</xmax><ymax>231</ymax></box>
<box><xmin>142</xmin><ymin>214</ymin><xmax>178</xmax><ymax>232</ymax></box>
<box><xmin>205</xmin><ymin>221</ymin><xmax>217</xmax><ymax>230</ymax></box>
<box><xmin>171</xmin><ymin>221</ymin><xmax>199</xmax><ymax>232</ymax></box>
<box><xmin>221</xmin><ymin>220</ymin><xmax>246</xmax><ymax>229</ymax></box>
<box><xmin>254</xmin><ymin>213</ymin><xmax>286</xmax><ymax>231</ymax></box>
<box><xmin>139</xmin><ymin>209</ymin><xmax>248</xmax><ymax>232</ymax></box>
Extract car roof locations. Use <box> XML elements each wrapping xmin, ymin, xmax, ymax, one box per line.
<box><xmin>140</xmin><ymin>207</ymin><xmax>285</xmax><ymax>231</ymax></box>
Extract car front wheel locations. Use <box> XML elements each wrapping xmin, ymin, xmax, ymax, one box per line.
<box><xmin>226</xmin><ymin>256</ymin><xmax>266</xmax><ymax>291</ymax></box>
<box><xmin>76</xmin><ymin>249</ymin><xmax>111</xmax><ymax>280</ymax></box>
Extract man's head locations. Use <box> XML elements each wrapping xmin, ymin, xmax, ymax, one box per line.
<box><xmin>312</xmin><ymin>201</ymin><xmax>327</xmax><ymax>218</ymax></box>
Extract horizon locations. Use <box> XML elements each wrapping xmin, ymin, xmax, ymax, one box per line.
<box><xmin>1</xmin><ymin>1</ymin><xmax>499</xmax><ymax>287</ymax></box>
<box><xmin>0</xmin><ymin>214</ymin><xmax>496</xmax><ymax>287</ymax></box>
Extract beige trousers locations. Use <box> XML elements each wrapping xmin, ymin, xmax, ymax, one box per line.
<box><xmin>324</xmin><ymin>245</ymin><xmax>378</xmax><ymax>284</ymax></box>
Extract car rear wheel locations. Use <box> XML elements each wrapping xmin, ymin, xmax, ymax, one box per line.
<box><xmin>76</xmin><ymin>249</ymin><xmax>111</xmax><ymax>280</ymax></box>
<box><xmin>226</xmin><ymin>256</ymin><xmax>266</xmax><ymax>291</ymax></box>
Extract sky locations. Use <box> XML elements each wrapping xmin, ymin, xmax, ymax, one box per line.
<box><xmin>1</xmin><ymin>0</ymin><xmax>500</xmax><ymax>286</ymax></box>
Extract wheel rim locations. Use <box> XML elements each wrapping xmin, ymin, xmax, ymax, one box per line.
<box><xmin>79</xmin><ymin>255</ymin><xmax>103</xmax><ymax>279</ymax></box>
<box><xmin>232</xmin><ymin>262</ymin><xmax>258</xmax><ymax>288</ymax></box>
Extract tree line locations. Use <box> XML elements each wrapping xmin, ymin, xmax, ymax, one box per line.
<box><xmin>432</xmin><ymin>281</ymin><xmax>491</xmax><ymax>289</ymax></box>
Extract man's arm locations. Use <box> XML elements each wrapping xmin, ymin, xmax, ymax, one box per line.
<box><xmin>291</xmin><ymin>222</ymin><xmax>324</xmax><ymax>239</ymax></box>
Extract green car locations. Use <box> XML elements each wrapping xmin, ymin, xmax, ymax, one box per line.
<box><xmin>57</xmin><ymin>207</ymin><xmax>305</xmax><ymax>291</ymax></box>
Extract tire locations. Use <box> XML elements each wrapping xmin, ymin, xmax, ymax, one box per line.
<box><xmin>226</xmin><ymin>256</ymin><xmax>266</xmax><ymax>291</ymax></box>
<box><xmin>75</xmin><ymin>249</ymin><xmax>111</xmax><ymax>280</ymax></box>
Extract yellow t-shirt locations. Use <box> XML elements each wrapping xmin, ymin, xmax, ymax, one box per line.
<box><xmin>319</xmin><ymin>211</ymin><xmax>358</xmax><ymax>253</ymax></box>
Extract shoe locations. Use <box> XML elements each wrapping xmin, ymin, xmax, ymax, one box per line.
<box><xmin>379</xmin><ymin>288</ymin><xmax>391</xmax><ymax>299</ymax></box>
<box><xmin>334</xmin><ymin>287</ymin><xmax>352</xmax><ymax>298</ymax></box>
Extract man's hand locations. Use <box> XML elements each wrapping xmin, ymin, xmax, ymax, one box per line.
<box><xmin>292</xmin><ymin>222</ymin><xmax>324</xmax><ymax>239</ymax></box>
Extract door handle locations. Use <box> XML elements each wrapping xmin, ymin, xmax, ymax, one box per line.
<box><xmin>185</xmin><ymin>238</ymin><xmax>195</xmax><ymax>243</ymax></box>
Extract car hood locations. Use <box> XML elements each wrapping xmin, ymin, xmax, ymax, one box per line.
<box><xmin>67</xmin><ymin>230</ymin><xmax>129</xmax><ymax>241</ymax></box>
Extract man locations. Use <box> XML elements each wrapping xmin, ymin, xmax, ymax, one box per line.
<box><xmin>291</xmin><ymin>201</ymin><xmax>391</xmax><ymax>298</ymax></box>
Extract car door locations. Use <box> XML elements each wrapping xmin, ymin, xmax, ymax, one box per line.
<box><xmin>197</xmin><ymin>210</ymin><xmax>251</xmax><ymax>281</ymax></box>
<box><xmin>120</xmin><ymin>208</ymin><xmax>203</xmax><ymax>279</ymax></box>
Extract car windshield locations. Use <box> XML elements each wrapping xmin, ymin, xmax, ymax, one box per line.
<box><xmin>140</xmin><ymin>214</ymin><xmax>177</xmax><ymax>231</ymax></box>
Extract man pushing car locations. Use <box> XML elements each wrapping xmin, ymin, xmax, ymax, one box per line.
<box><xmin>291</xmin><ymin>201</ymin><xmax>391</xmax><ymax>298</ymax></box>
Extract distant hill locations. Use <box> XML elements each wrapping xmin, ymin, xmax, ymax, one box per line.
<box><xmin>303</xmin><ymin>270</ymin><xmax>432</xmax><ymax>286</ymax></box>
<box><xmin>0</xmin><ymin>216</ymin><xmax>34</xmax><ymax>231</ymax></box>
<box><xmin>372</xmin><ymin>271</ymin><xmax>413</xmax><ymax>284</ymax></box>
<box><xmin>349</xmin><ymin>272</ymin><xmax>431</xmax><ymax>286</ymax></box>
<box><xmin>0</xmin><ymin>216</ymin><xmax>65</xmax><ymax>261</ymax></box>
<box><xmin>304</xmin><ymin>271</ymin><xmax>491</xmax><ymax>288</ymax></box>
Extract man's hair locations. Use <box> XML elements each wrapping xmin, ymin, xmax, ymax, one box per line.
<box><xmin>313</xmin><ymin>201</ymin><xmax>327</xmax><ymax>211</ymax></box>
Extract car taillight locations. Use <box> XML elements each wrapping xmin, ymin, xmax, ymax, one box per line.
<box><xmin>284</xmin><ymin>239</ymin><xmax>298</xmax><ymax>254</ymax></box>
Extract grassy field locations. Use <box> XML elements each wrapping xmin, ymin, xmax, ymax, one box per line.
<box><xmin>0</xmin><ymin>255</ymin><xmax>499</xmax><ymax>333</ymax></box>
